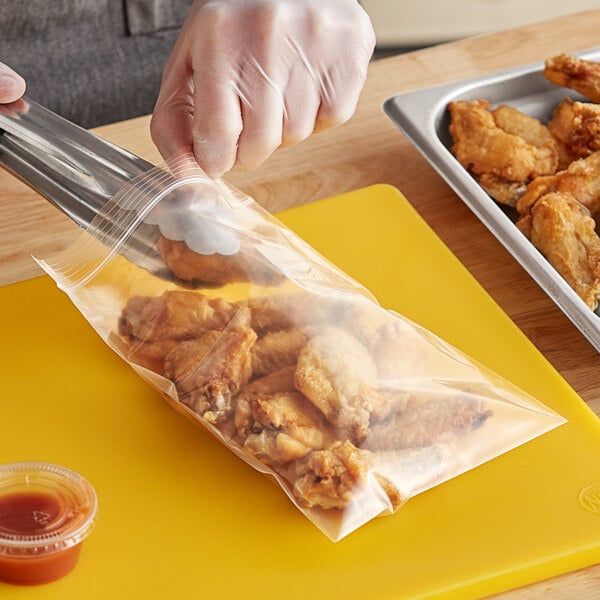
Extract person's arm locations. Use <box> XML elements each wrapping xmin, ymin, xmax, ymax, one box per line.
<box><xmin>0</xmin><ymin>62</ymin><xmax>26</xmax><ymax>104</ymax></box>
<box><xmin>150</xmin><ymin>0</ymin><xmax>376</xmax><ymax>178</ymax></box>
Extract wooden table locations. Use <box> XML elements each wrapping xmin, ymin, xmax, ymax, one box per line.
<box><xmin>1</xmin><ymin>9</ymin><xmax>599</xmax><ymax>599</ymax></box>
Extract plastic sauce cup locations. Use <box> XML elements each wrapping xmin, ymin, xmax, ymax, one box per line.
<box><xmin>0</xmin><ymin>462</ymin><xmax>98</xmax><ymax>585</ymax></box>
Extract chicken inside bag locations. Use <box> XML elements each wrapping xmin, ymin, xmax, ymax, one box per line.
<box><xmin>35</xmin><ymin>161</ymin><xmax>566</xmax><ymax>540</ymax></box>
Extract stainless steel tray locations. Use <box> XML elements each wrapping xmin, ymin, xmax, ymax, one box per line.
<box><xmin>384</xmin><ymin>46</ymin><xmax>600</xmax><ymax>353</ymax></box>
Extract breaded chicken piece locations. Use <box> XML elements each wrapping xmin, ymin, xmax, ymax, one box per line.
<box><xmin>119</xmin><ymin>290</ymin><xmax>236</xmax><ymax>341</ymax></box>
<box><xmin>528</xmin><ymin>191</ymin><xmax>600</xmax><ymax>310</ymax></box>
<box><xmin>118</xmin><ymin>290</ymin><xmax>238</xmax><ymax>372</ymax></box>
<box><xmin>234</xmin><ymin>366</ymin><xmax>336</xmax><ymax>465</ymax></box>
<box><xmin>517</xmin><ymin>150</ymin><xmax>600</xmax><ymax>224</ymax></box>
<box><xmin>241</xmin><ymin>365</ymin><xmax>298</xmax><ymax>395</ymax></box>
<box><xmin>548</xmin><ymin>97</ymin><xmax>600</xmax><ymax>166</ymax></box>
<box><xmin>323</xmin><ymin>294</ymin><xmax>389</xmax><ymax>344</ymax></box>
<box><xmin>164</xmin><ymin>326</ymin><xmax>257</xmax><ymax>424</ymax></box>
<box><xmin>448</xmin><ymin>99</ymin><xmax>559</xmax><ymax>206</ymax></box>
<box><xmin>544</xmin><ymin>53</ymin><xmax>600</xmax><ymax>103</ymax></box>
<box><xmin>368</xmin><ymin>319</ymin><xmax>430</xmax><ymax>381</ymax></box>
<box><xmin>158</xmin><ymin>235</ymin><xmax>284</xmax><ymax>286</ymax></box>
<box><xmin>119</xmin><ymin>338</ymin><xmax>179</xmax><ymax>374</ymax></box>
<box><xmin>235</xmin><ymin>388</ymin><xmax>336</xmax><ymax>466</ymax></box>
<box><xmin>246</xmin><ymin>292</ymin><xmax>335</xmax><ymax>334</ymax></box>
<box><xmin>292</xmin><ymin>440</ymin><xmax>374</xmax><ymax>510</ymax></box>
<box><xmin>294</xmin><ymin>327</ymin><xmax>391</xmax><ymax>443</ymax></box>
<box><xmin>250</xmin><ymin>327</ymin><xmax>307</xmax><ymax>376</ymax></box>
<box><xmin>292</xmin><ymin>440</ymin><xmax>404</xmax><ymax>511</ymax></box>
<box><xmin>364</xmin><ymin>391</ymin><xmax>492</xmax><ymax>452</ymax></box>
<box><xmin>492</xmin><ymin>104</ymin><xmax>557</xmax><ymax>148</ymax></box>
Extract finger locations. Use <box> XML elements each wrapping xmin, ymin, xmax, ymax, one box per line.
<box><xmin>280</xmin><ymin>63</ymin><xmax>321</xmax><ymax>147</ymax></box>
<box><xmin>151</xmin><ymin>96</ymin><xmax>194</xmax><ymax>162</ymax></box>
<box><xmin>191</xmin><ymin>71</ymin><xmax>243</xmax><ymax>179</ymax></box>
<box><xmin>313</xmin><ymin>63</ymin><xmax>367</xmax><ymax>133</ymax></box>
<box><xmin>234</xmin><ymin>61</ymin><xmax>285</xmax><ymax>170</ymax></box>
<box><xmin>150</xmin><ymin>39</ymin><xmax>195</xmax><ymax>161</ymax></box>
<box><xmin>313</xmin><ymin>24</ymin><xmax>375</xmax><ymax>132</ymax></box>
<box><xmin>0</xmin><ymin>63</ymin><xmax>25</xmax><ymax>104</ymax></box>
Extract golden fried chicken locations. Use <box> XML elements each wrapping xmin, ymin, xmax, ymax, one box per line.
<box><xmin>250</xmin><ymin>327</ymin><xmax>307</xmax><ymax>376</ymax></box>
<box><xmin>164</xmin><ymin>325</ymin><xmax>257</xmax><ymax>424</ymax></box>
<box><xmin>548</xmin><ymin>97</ymin><xmax>600</xmax><ymax>166</ymax></box>
<box><xmin>158</xmin><ymin>235</ymin><xmax>284</xmax><ymax>286</ymax></box>
<box><xmin>492</xmin><ymin>104</ymin><xmax>557</xmax><ymax>149</ymax></box>
<box><xmin>119</xmin><ymin>290</ymin><xmax>236</xmax><ymax>341</ymax></box>
<box><xmin>294</xmin><ymin>327</ymin><xmax>391</xmax><ymax>443</ymax></box>
<box><xmin>323</xmin><ymin>294</ymin><xmax>388</xmax><ymax>342</ymax></box>
<box><xmin>527</xmin><ymin>191</ymin><xmax>600</xmax><ymax>310</ymax></box>
<box><xmin>292</xmin><ymin>440</ymin><xmax>373</xmax><ymax>510</ymax></box>
<box><xmin>246</xmin><ymin>292</ymin><xmax>335</xmax><ymax>334</ymax></box>
<box><xmin>235</xmin><ymin>383</ymin><xmax>336</xmax><ymax>466</ymax></box>
<box><xmin>517</xmin><ymin>150</ymin><xmax>600</xmax><ymax>223</ymax></box>
<box><xmin>364</xmin><ymin>391</ymin><xmax>492</xmax><ymax>451</ymax></box>
<box><xmin>475</xmin><ymin>174</ymin><xmax>532</xmax><ymax>207</ymax></box>
<box><xmin>119</xmin><ymin>338</ymin><xmax>179</xmax><ymax>374</ymax></box>
<box><xmin>292</xmin><ymin>440</ymin><xmax>405</xmax><ymax>511</ymax></box>
<box><xmin>242</xmin><ymin>364</ymin><xmax>298</xmax><ymax>395</ymax></box>
<box><xmin>118</xmin><ymin>290</ymin><xmax>239</xmax><ymax>372</ymax></box>
<box><xmin>448</xmin><ymin>99</ymin><xmax>559</xmax><ymax>206</ymax></box>
<box><xmin>544</xmin><ymin>54</ymin><xmax>600</xmax><ymax>103</ymax></box>
<box><xmin>368</xmin><ymin>318</ymin><xmax>430</xmax><ymax>381</ymax></box>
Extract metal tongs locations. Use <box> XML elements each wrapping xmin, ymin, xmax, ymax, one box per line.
<box><xmin>0</xmin><ymin>97</ymin><xmax>224</xmax><ymax>283</ymax></box>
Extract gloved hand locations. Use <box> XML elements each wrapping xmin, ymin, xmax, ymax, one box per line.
<box><xmin>150</xmin><ymin>0</ymin><xmax>376</xmax><ymax>178</ymax></box>
<box><xmin>0</xmin><ymin>61</ymin><xmax>26</xmax><ymax>104</ymax></box>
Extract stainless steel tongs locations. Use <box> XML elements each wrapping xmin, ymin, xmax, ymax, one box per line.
<box><xmin>0</xmin><ymin>97</ymin><xmax>235</xmax><ymax>283</ymax></box>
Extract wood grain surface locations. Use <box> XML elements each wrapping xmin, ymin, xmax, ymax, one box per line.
<box><xmin>1</xmin><ymin>9</ymin><xmax>599</xmax><ymax>599</ymax></box>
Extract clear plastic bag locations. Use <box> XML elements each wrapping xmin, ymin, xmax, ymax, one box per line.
<box><xmin>35</xmin><ymin>156</ymin><xmax>566</xmax><ymax>541</ymax></box>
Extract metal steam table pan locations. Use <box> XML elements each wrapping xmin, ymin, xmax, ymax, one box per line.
<box><xmin>384</xmin><ymin>47</ymin><xmax>600</xmax><ymax>353</ymax></box>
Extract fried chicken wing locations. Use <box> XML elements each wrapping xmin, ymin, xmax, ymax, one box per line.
<box><xmin>527</xmin><ymin>191</ymin><xmax>600</xmax><ymax>310</ymax></box>
<box><xmin>544</xmin><ymin>53</ymin><xmax>600</xmax><ymax>103</ymax></box>
<box><xmin>246</xmin><ymin>292</ymin><xmax>336</xmax><ymax>334</ymax></box>
<box><xmin>548</xmin><ymin>97</ymin><xmax>600</xmax><ymax>166</ymax></box>
<box><xmin>492</xmin><ymin>104</ymin><xmax>557</xmax><ymax>148</ymax></box>
<box><xmin>235</xmin><ymin>387</ymin><xmax>336</xmax><ymax>466</ymax></box>
<box><xmin>158</xmin><ymin>235</ymin><xmax>284</xmax><ymax>286</ymax></box>
<box><xmin>241</xmin><ymin>365</ymin><xmax>298</xmax><ymax>395</ymax></box>
<box><xmin>517</xmin><ymin>150</ymin><xmax>600</xmax><ymax>221</ymax></box>
<box><xmin>369</xmin><ymin>319</ymin><xmax>430</xmax><ymax>381</ymax></box>
<box><xmin>292</xmin><ymin>440</ymin><xmax>408</xmax><ymax>511</ymax></box>
<box><xmin>164</xmin><ymin>325</ymin><xmax>257</xmax><ymax>424</ymax></box>
<box><xmin>294</xmin><ymin>327</ymin><xmax>391</xmax><ymax>443</ymax></box>
<box><xmin>292</xmin><ymin>440</ymin><xmax>373</xmax><ymax>510</ymax></box>
<box><xmin>250</xmin><ymin>327</ymin><xmax>307</xmax><ymax>376</ymax></box>
<box><xmin>364</xmin><ymin>391</ymin><xmax>492</xmax><ymax>452</ymax></box>
<box><xmin>119</xmin><ymin>338</ymin><xmax>179</xmax><ymax>374</ymax></box>
<box><xmin>448</xmin><ymin>99</ymin><xmax>559</xmax><ymax>206</ymax></box>
<box><xmin>118</xmin><ymin>290</ymin><xmax>239</xmax><ymax>372</ymax></box>
<box><xmin>119</xmin><ymin>290</ymin><xmax>236</xmax><ymax>341</ymax></box>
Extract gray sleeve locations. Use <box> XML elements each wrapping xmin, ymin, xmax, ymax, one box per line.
<box><xmin>124</xmin><ymin>0</ymin><xmax>192</xmax><ymax>35</ymax></box>
<box><xmin>0</xmin><ymin>0</ymin><xmax>193</xmax><ymax>128</ymax></box>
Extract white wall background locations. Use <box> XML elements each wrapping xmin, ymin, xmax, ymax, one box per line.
<box><xmin>361</xmin><ymin>1</ymin><xmax>600</xmax><ymax>47</ymax></box>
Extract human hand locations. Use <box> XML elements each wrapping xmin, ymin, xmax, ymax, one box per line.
<box><xmin>0</xmin><ymin>61</ymin><xmax>26</xmax><ymax>104</ymax></box>
<box><xmin>150</xmin><ymin>0</ymin><xmax>376</xmax><ymax>178</ymax></box>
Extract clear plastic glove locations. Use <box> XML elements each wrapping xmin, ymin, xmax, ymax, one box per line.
<box><xmin>150</xmin><ymin>0</ymin><xmax>376</xmax><ymax>178</ymax></box>
<box><xmin>0</xmin><ymin>61</ymin><xmax>26</xmax><ymax>104</ymax></box>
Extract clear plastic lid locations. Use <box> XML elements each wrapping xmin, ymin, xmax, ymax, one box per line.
<box><xmin>0</xmin><ymin>462</ymin><xmax>98</xmax><ymax>557</ymax></box>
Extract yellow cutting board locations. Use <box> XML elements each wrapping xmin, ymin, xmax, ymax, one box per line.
<box><xmin>1</xmin><ymin>184</ymin><xmax>600</xmax><ymax>599</ymax></box>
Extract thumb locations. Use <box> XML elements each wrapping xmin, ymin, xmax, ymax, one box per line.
<box><xmin>0</xmin><ymin>62</ymin><xmax>26</xmax><ymax>104</ymax></box>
